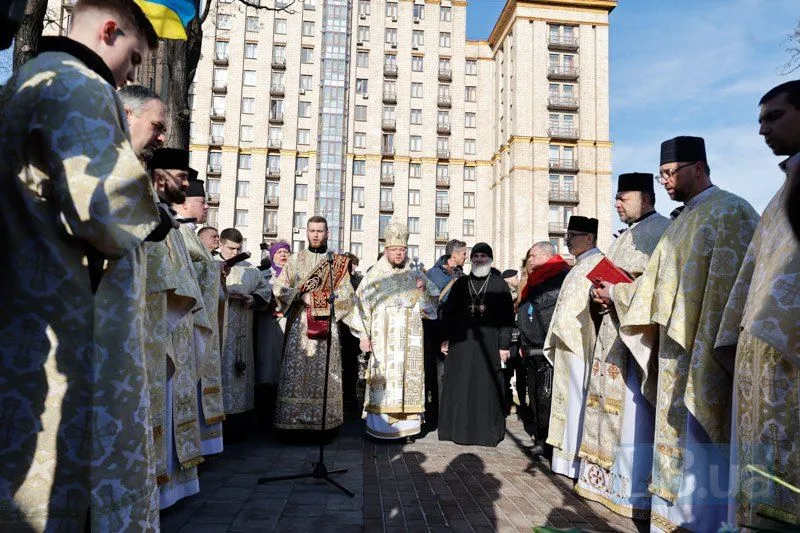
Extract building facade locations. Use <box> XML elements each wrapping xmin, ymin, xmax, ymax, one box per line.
<box><xmin>48</xmin><ymin>0</ymin><xmax>615</xmax><ymax>270</ymax></box>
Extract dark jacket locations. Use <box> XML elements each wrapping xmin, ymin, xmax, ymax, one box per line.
<box><xmin>426</xmin><ymin>255</ymin><xmax>462</xmax><ymax>305</ymax></box>
<box><xmin>517</xmin><ymin>269</ymin><xmax>569</xmax><ymax>353</ymax></box>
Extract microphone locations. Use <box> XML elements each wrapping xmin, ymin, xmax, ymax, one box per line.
<box><xmin>326</xmin><ymin>250</ymin><xmax>335</xmax><ymax>263</ymax></box>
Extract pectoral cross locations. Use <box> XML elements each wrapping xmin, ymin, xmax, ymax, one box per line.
<box><xmin>469</xmin><ymin>303</ymin><xmax>486</xmax><ymax>316</ymax></box>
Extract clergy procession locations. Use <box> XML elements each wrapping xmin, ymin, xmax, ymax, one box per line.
<box><xmin>0</xmin><ymin>0</ymin><xmax>799</xmax><ymax>532</ymax></box>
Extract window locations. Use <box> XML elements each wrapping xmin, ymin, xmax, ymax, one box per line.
<box><xmin>412</xmin><ymin>56</ymin><xmax>424</xmax><ymax>72</ymax></box>
<box><xmin>409</xmin><ymin>135</ymin><xmax>422</xmax><ymax>152</ymax></box>
<box><xmin>236</xmin><ymin>181</ymin><xmax>250</xmax><ymax>198</ymax></box>
<box><xmin>297</xmin><ymin>129</ymin><xmax>311</xmax><ymax>145</ymax></box>
<box><xmin>409</xmin><ymin>163</ymin><xmax>421</xmax><ymax>179</ymax></box>
<box><xmin>301</xmin><ymin>47</ymin><xmax>314</xmax><ymax>63</ymax></box>
<box><xmin>267</xmin><ymin>154</ymin><xmax>281</xmax><ymax>173</ymax></box>
<box><xmin>272</xmin><ymin>45</ymin><xmax>286</xmax><ymax>62</ymax></box>
<box><xmin>235</xmin><ymin>209</ymin><xmax>248</xmax><ymax>227</ymax></box>
<box><xmin>435</xmin><ymin>217</ymin><xmax>448</xmax><ymax>236</ymax></box>
<box><xmin>386</xmin><ymin>2</ymin><xmax>398</xmax><ymax>18</ymax></box>
<box><xmin>465</xmin><ymin>139</ymin><xmax>476</xmax><ymax>155</ymax></box>
<box><xmin>408</xmin><ymin>245</ymin><xmax>419</xmax><ymax>260</ymax></box>
<box><xmin>264</xmin><ymin>210</ymin><xmax>278</xmax><ymax>232</ymax></box>
<box><xmin>356</xmin><ymin>78</ymin><xmax>368</xmax><ymax>94</ymax></box>
<box><xmin>438</xmin><ymin>83</ymin><xmax>450</xmax><ymax>98</ymax></box>
<box><xmin>207</xmin><ymin>207</ymin><xmax>218</xmax><ymax>228</ymax></box>
<box><xmin>384</xmin><ymin>54</ymin><xmax>397</xmax><ymax>70</ymax></box>
<box><xmin>298</xmin><ymin>101</ymin><xmax>311</xmax><ymax>118</ymax></box>
<box><xmin>271</xmin><ymin>71</ymin><xmax>284</xmax><ymax>88</ymax></box>
<box><xmin>270</xmin><ymin>98</ymin><xmax>284</xmax><ymax>117</ymax></box>
<box><xmin>354</xmin><ymin>132</ymin><xmax>366</xmax><ymax>149</ymax></box>
<box><xmin>379</xmin><ymin>215</ymin><xmax>392</xmax><ymax>238</ymax></box>
<box><xmin>354</xmin><ymin>105</ymin><xmax>367</xmax><ymax>121</ymax></box>
<box><xmin>385</xmin><ymin>28</ymin><xmax>397</xmax><ymax>45</ymax></box>
<box><xmin>440</xmin><ymin>6</ymin><xmax>452</xmax><ymax>22</ymax></box>
<box><xmin>300</xmin><ymin>75</ymin><xmax>313</xmax><ymax>91</ymax></box>
<box><xmin>207</xmin><ymin>178</ymin><xmax>220</xmax><ymax>194</ymax></box>
<box><xmin>382</xmin><ymin>106</ymin><xmax>395</xmax><ymax>121</ymax></box>
<box><xmin>266</xmin><ymin>181</ymin><xmax>280</xmax><ymax>199</ymax></box>
<box><xmin>465</xmin><ymin>86</ymin><xmax>476</xmax><ymax>102</ymax></box>
<box><xmin>351</xmin><ymin>214</ymin><xmax>363</xmax><ymax>231</ymax></box>
<box><xmin>274</xmin><ymin>18</ymin><xmax>287</xmax><ymax>34</ymax></box>
<box><xmin>439</xmin><ymin>32</ymin><xmax>451</xmax><ymax>48</ymax></box>
<box><xmin>238</xmin><ymin>154</ymin><xmax>251</xmax><ymax>169</ymax></box>
<box><xmin>293</xmin><ymin>240</ymin><xmax>306</xmax><ymax>252</ymax></box>
<box><xmin>352</xmin><ymin>186</ymin><xmax>365</xmax><ymax>203</ymax></box>
<box><xmin>437</xmin><ymin>164</ymin><xmax>449</xmax><ymax>180</ymax></box>
<box><xmin>244</xmin><ymin>42</ymin><xmax>257</xmax><ymax>59</ymax></box>
<box><xmin>208</xmin><ymin>151</ymin><xmax>222</xmax><ymax>168</ymax></box>
<box><xmin>410</xmin><ymin>109</ymin><xmax>422</xmax><ymax>124</ymax></box>
<box><xmin>464</xmin><ymin>192</ymin><xmax>475</xmax><ymax>208</ymax></box>
<box><xmin>439</xmin><ymin>57</ymin><xmax>451</xmax><ymax>73</ymax></box>
<box><xmin>295</xmin><ymin>184</ymin><xmax>308</xmax><ymax>201</ymax></box>
<box><xmin>245</xmin><ymin>16</ymin><xmax>258</xmax><ymax>32</ymax></box>
<box><xmin>465</xmin><ymin>112</ymin><xmax>476</xmax><ymax>128</ymax></box>
<box><xmin>213</xmin><ymin>67</ymin><xmax>227</xmax><ymax>87</ymax></box>
<box><xmin>408</xmin><ymin>217</ymin><xmax>420</xmax><ymax>234</ymax></box>
<box><xmin>350</xmin><ymin>242</ymin><xmax>363</xmax><ymax>258</ymax></box>
<box><xmin>302</xmin><ymin>21</ymin><xmax>315</xmax><ymax>37</ymax></box>
<box><xmin>380</xmin><ymin>188</ymin><xmax>393</xmax><ymax>204</ymax></box>
<box><xmin>353</xmin><ymin>159</ymin><xmax>366</xmax><ymax>175</ymax></box>
<box><xmin>358</xmin><ymin>25</ymin><xmax>370</xmax><ymax>42</ymax></box>
<box><xmin>210</xmin><ymin>122</ymin><xmax>224</xmax><ymax>139</ymax></box>
<box><xmin>463</xmin><ymin>219</ymin><xmax>475</xmax><ymax>236</ymax></box>
<box><xmin>217</xmin><ymin>14</ymin><xmax>231</xmax><ymax>30</ymax></box>
<box><xmin>412</xmin><ymin>30</ymin><xmax>424</xmax><ymax>47</ymax></box>
<box><xmin>303</xmin><ymin>0</ymin><xmax>316</xmax><ymax>9</ymax></box>
<box><xmin>383</xmin><ymin>80</ymin><xmax>396</xmax><ymax>96</ymax></box>
<box><xmin>465</xmin><ymin>59</ymin><xmax>477</xmax><ymax>75</ymax></box>
<box><xmin>381</xmin><ymin>160</ymin><xmax>394</xmax><ymax>177</ymax></box>
<box><xmin>243</xmin><ymin>70</ymin><xmax>256</xmax><ymax>86</ymax></box>
<box><xmin>215</xmin><ymin>40</ymin><xmax>229</xmax><ymax>60</ymax></box>
<box><xmin>296</xmin><ymin>157</ymin><xmax>309</xmax><ymax>172</ymax></box>
<box><xmin>240</xmin><ymin>125</ymin><xmax>253</xmax><ymax>141</ymax></box>
<box><xmin>212</xmin><ymin>94</ymin><xmax>225</xmax><ymax>113</ymax></box>
<box><xmin>434</xmin><ymin>246</ymin><xmax>445</xmax><ymax>260</ymax></box>
<box><xmin>411</xmin><ymin>82</ymin><xmax>423</xmax><ymax>98</ymax></box>
<box><xmin>437</xmin><ymin>137</ymin><xmax>449</xmax><ymax>152</ymax></box>
<box><xmin>413</xmin><ymin>4</ymin><xmax>424</xmax><ymax>19</ymax></box>
<box><xmin>408</xmin><ymin>189</ymin><xmax>420</xmax><ymax>205</ymax></box>
<box><xmin>357</xmin><ymin>51</ymin><xmax>369</xmax><ymax>68</ymax></box>
<box><xmin>382</xmin><ymin>133</ymin><xmax>394</xmax><ymax>152</ymax></box>
<box><xmin>437</xmin><ymin>110</ymin><xmax>449</xmax><ymax>125</ymax></box>
<box><xmin>269</xmin><ymin>126</ymin><xmax>282</xmax><ymax>142</ymax></box>
<box><xmin>293</xmin><ymin>212</ymin><xmax>307</xmax><ymax>229</ymax></box>
<box><xmin>242</xmin><ymin>97</ymin><xmax>255</xmax><ymax>114</ymax></box>
<box><xmin>464</xmin><ymin>166</ymin><xmax>476</xmax><ymax>181</ymax></box>
<box><xmin>358</xmin><ymin>0</ymin><xmax>370</xmax><ymax>16</ymax></box>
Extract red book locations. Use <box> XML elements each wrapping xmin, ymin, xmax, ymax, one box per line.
<box><xmin>586</xmin><ymin>257</ymin><xmax>633</xmax><ymax>287</ymax></box>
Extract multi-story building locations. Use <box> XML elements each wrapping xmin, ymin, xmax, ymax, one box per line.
<box><xmin>47</xmin><ymin>0</ymin><xmax>615</xmax><ymax>270</ymax></box>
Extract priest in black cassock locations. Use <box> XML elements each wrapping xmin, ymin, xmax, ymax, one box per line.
<box><xmin>438</xmin><ymin>243</ymin><xmax>515</xmax><ymax>447</ymax></box>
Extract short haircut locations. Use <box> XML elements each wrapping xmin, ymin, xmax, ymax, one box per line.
<box><xmin>759</xmin><ymin>80</ymin><xmax>800</xmax><ymax>109</ymax></box>
<box><xmin>74</xmin><ymin>0</ymin><xmax>159</xmax><ymax>49</ymax></box>
<box><xmin>219</xmin><ymin>228</ymin><xmax>243</xmax><ymax>243</ymax></box>
<box><xmin>445</xmin><ymin>239</ymin><xmax>467</xmax><ymax>257</ymax></box>
<box><xmin>119</xmin><ymin>85</ymin><xmax>161</xmax><ymax>114</ymax></box>
<box><xmin>531</xmin><ymin>241</ymin><xmax>556</xmax><ymax>258</ymax></box>
<box><xmin>344</xmin><ymin>252</ymin><xmax>359</xmax><ymax>266</ymax></box>
<box><xmin>198</xmin><ymin>226</ymin><xmax>217</xmax><ymax>238</ymax></box>
<box><xmin>307</xmin><ymin>215</ymin><xmax>328</xmax><ymax>229</ymax></box>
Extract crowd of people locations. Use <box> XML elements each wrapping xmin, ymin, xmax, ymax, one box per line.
<box><xmin>0</xmin><ymin>1</ymin><xmax>798</xmax><ymax>532</ymax></box>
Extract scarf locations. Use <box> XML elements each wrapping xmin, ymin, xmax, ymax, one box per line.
<box><xmin>268</xmin><ymin>241</ymin><xmax>291</xmax><ymax>276</ymax></box>
<box><xmin>520</xmin><ymin>255</ymin><xmax>571</xmax><ymax>302</ymax></box>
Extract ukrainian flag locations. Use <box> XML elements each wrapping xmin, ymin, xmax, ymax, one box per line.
<box><xmin>135</xmin><ymin>0</ymin><xmax>196</xmax><ymax>40</ymax></box>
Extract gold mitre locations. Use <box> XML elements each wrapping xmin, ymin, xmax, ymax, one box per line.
<box><xmin>384</xmin><ymin>222</ymin><xmax>409</xmax><ymax>248</ymax></box>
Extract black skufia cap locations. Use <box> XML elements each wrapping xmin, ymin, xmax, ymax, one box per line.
<box><xmin>148</xmin><ymin>148</ymin><xmax>190</xmax><ymax>171</ymax></box>
<box><xmin>186</xmin><ymin>179</ymin><xmax>206</xmax><ymax>198</ymax></box>
<box><xmin>567</xmin><ymin>215</ymin><xmax>599</xmax><ymax>234</ymax></box>
<box><xmin>660</xmin><ymin>136</ymin><xmax>707</xmax><ymax>165</ymax></box>
<box><xmin>618</xmin><ymin>172</ymin><xmax>655</xmax><ymax>194</ymax></box>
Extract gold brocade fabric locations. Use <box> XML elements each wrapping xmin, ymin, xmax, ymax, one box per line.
<box><xmin>616</xmin><ymin>188</ymin><xmax>759</xmax><ymax>504</ymax></box>
<box><xmin>356</xmin><ymin>257</ymin><xmax>437</xmax><ymax>417</ymax></box>
<box><xmin>545</xmin><ymin>251</ymin><xmax>604</xmax><ymax>455</ymax></box>
<box><xmin>273</xmin><ymin>250</ymin><xmax>364</xmax><ymax>430</ymax></box>
<box><xmin>0</xmin><ymin>51</ymin><xmax>161</xmax><ymax>531</ymax></box>
<box><xmin>580</xmin><ymin>213</ymin><xmax>670</xmax><ymax>469</ymax></box>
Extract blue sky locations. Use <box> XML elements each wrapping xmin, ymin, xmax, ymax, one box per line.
<box><xmin>469</xmin><ymin>0</ymin><xmax>798</xmax><ymax>225</ymax></box>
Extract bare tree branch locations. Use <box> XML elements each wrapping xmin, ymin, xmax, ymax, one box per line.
<box><xmin>783</xmin><ymin>19</ymin><xmax>800</xmax><ymax>74</ymax></box>
<box><xmin>236</xmin><ymin>0</ymin><xmax>297</xmax><ymax>15</ymax></box>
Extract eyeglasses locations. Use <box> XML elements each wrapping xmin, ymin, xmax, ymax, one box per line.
<box><xmin>655</xmin><ymin>162</ymin><xmax>696</xmax><ymax>182</ymax></box>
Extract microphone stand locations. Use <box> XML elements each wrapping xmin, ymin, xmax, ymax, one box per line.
<box><xmin>258</xmin><ymin>251</ymin><xmax>354</xmax><ymax>497</ymax></box>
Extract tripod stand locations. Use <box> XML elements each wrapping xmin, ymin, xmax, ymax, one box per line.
<box><xmin>258</xmin><ymin>252</ymin><xmax>354</xmax><ymax>497</ymax></box>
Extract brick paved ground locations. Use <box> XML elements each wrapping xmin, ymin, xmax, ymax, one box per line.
<box><xmin>161</xmin><ymin>418</ymin><xmax>643</xmax><ymax>532</ymax></box>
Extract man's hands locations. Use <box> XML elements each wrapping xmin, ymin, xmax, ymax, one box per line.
<box><xmin>416</xmin><ymin>277</ymin><xmax>426</xmax><ymax>290</ymax></box>
<box><xmin>499</xmin><ymin>349</ymin><xmax>510</xmax><ymax>363</ymax></box>
<box><xmin>591</xmin><ymin>281</ymin><xmax>613</xmax><ymax>308</ymax></box>
<box><xmin>440</xmin><ymin>340</ymin><xmax>449</xmax><ymax>356</ymax></box>
<box><xmin>360</xmin><ymin>336</ymin><xmax>372</xmax><ymax>354</ymax></box>
<box><xmin>301</xmin><ymin>292</ymin><xmax>312</xmax><ymax>306</ymax></box>
<box><xmin>229</xmin><ymin>290</ymin><xmax>255</xmax><ymax>309</ymax></box>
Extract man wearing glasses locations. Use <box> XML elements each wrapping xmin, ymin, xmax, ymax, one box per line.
<box><xmin>594</xmin><ymin>136</ymin><xmax>759</xmax><ymax>532</ymax></box>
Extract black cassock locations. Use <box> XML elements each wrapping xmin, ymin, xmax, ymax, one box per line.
<box><xmin>438</xmin><ymin>269</ymin><xmax>514</xmax><ymax>447</ymax></box>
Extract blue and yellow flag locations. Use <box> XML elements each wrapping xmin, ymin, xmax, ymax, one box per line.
<box><xmin>135</xmin><ymin>0</ymin><xmax>196</xmax><ymax>40</ymax></box>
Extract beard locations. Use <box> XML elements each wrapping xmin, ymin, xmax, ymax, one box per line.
<box><xmin>471</xmin><ymin>262</ymin><xmax>492</xmax><ymax>278</ymax></box>
<box><xmin>161</xmin><ymin>184</ymin><xmax>187</xmax><ymax>205</ymax></box>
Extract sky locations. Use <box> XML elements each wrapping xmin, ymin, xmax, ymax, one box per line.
<box><xmin>468</xmin><ymin>0</ymin><xmax>799</xmax><ymax>227</ymax></box>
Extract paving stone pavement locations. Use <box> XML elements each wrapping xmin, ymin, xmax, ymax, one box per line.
<box><xmin>161</xmin><ymin>418</ymin><xmax>644</xmax><ymax>532</ymax></box>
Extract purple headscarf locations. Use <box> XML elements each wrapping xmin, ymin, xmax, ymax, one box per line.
<box><xmin>268</xmin><ymin>241</ymin><xmax>291</xmax><ymax>276</ymax></box>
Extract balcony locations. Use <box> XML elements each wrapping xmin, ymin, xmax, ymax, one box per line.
<box><xmin>209</xmin><ymin>135</ymin><xmax>224</xmax><ymax>146</ymax></box>
<box><xmin>549</xmin><ymin>158</ymin><xmax>578</xmax><ymax>172</ymax></box>
<box><xmin>213</xmin><ymin>54</ymin><xmax>229</xmax><ymax>66</ymax></box>
<box><xmin>263</xmin><ymin>225</ymin><xmax>278</xmax><ymax>236</ymax></box>
<box><xmin>266</xmin><ymin>167</ymin><xmax>281</xmax><ymax>179</ymax></box>
<box><xmin>435</xmin><ymin>232</ymin><xmax>449</xmax><ymax>243</ymax></box>
<box><xmin>548</xmin><ymin>126</ymin><xmax>579</xmax><ymax>140</ymax></box>
<box><xmin>547</xmin><ymin>65</ymin><xmax>579</xmax><ymax>80</ymax></box>
<box><xmin>548</xmin><ymin>34</ymin><xmax>579</xmax><ymax>51</ymax></box>
<box><xmin>270</xmin><ymin>84</ymin><xmax>285</xmax><ymax>96</ymax></box>
<box><xmin>436</xmin><ymin>176</ymin><xmax>450</xmax><ymax>188</ymax></box>
<box><xmin>379</xmin><ymin>201</ymin><xmax>394</xmax><ymax>212</ymax></box>
<box><xmin>549</xmin><ymin>188</ymin><xmax>579</xmax><ymax>203</ymax></box>
<box><xmin>547</xmin><ymin>95</ymin><xmax>579</xmax><ymax>111</ymax></box>
<box><xmin>265</xmin><ymin>196</ymin><xmax>280</xmax><ymax>207</ymax></box>
<box><xmin>438</xmin><ymin>68</ymin><xmax>452</xmax><ymax>82</ymax></box>
<box><xmin>207</xmin><ymin>192</ymin><xmax>220</xmax><ymax>204</ymax></box>
<box><xmin>380</xmin><ymin>172</ymin><xmax>395</xmax><ymax>185</ymax></box>
<box><xmin>271</xmin><ymin>57</ymin><xmax>286</xmax><ymax>69</ymax></box>
<box><xmin>382</xmin><ymin>91</ymin><xmax>397</xmax><ymax>104</ymax></box>
<box><xmin>381</xmin><ymin>119</ymin><xmax>396</xmax><ymax>131</ymax></box>
<box><xmin>549</xmin><ymin>222</ymin><xmax>567</xmax><ymax>234</ymax></box>
<box><xmin>435</xmin><ymin>202</ymin><xmax>450</xmax><ymax>215</ymax></box>
<box><xmin>210</xmin><ymin>108</ymin><xmax>226</xmax><ymax>120</ymax></box>
<box><xmin>268</xmin><ymin>139</ymin><xmax>282</xmax><ymax>150</ymax></box>
<box><xmin>437</xmin><ymin>122</ymin><xmax>451</xmax><ymax>135</ymax></box>
<box><xmin>269</xmin><ymin>112</ymin><xmax>284</xmax><ymax>124</ymax></box>
<box><xmin>437</xmin><ymin>95</ymin><xmax>452</xmax><ymax>108</ymax></box>
<box><xmin>381</xmin><ymin>145</ymin><xmax>395</xmax><ymax>157</ymax></box>
<box><xmin>383</xmin><ymin>63</ymin><xmax>398</xmax><ymax>78</ymax></box>
<box><xmin>207</xmin><ymin>164</ymin><xmax>221</xmax><ymax>176</ymax></box>
<box><xmin>437</xmin><ymin>149</ymin><xmax>450</xmax><ymax>160</ymax></box>
<box><xmin>211</xmin><ymin>82</ymin><xmax>227</xmax><ymax>94</ymax></box>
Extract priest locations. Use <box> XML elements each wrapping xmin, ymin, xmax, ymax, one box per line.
<box><xmin>577</xmin><ymin>173</ymin><xmax>670</xmax><ymax>519</ymax></box>
<box><xmin>545</xmin><ymin>216</ymin><xmax>605</xmax><ymax>479</ymax></box>
<box><xmin>595</xmin><ymin>136</ymin><xmax>759</xmax><ymax>532</ymax></box>
<box><xmin>273</xmin><ymin>216</ymin><xmax>364</xmax><ymax>432</ymax></box>
<box><xmin>715</xmin><ymin>81</ymin><xmax>800</xmax><ymax>531</ymax></box>
<box><xmin>438</xmin><ymin>243</ymin><xmax>515</xmax><ymax>447</ymax></box>
<box><xmin>356</xmin><ymin>222</ymin><xmax>438</xmax><ymax>441</ymax></box>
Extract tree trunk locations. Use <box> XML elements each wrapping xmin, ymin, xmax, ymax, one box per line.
<box><xmin>13</xmin><ymin>0</ymin><xmax>48</xmax><ymax>71</ymax></box>
<box><xmin>163</xmin><ymin>16</ymin><xmax>203</xmax><ymax>149</ymax></box>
